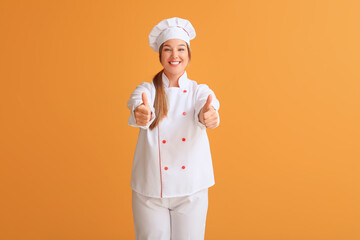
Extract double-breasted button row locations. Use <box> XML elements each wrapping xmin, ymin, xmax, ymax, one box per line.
<box><xmin>161</xmin><ymin>91</ymin><xmax>188</xmax><ymax>173</ymax></box>
<box><xmin>163</xmin><ymin>111</ymin><xmax>186</xmax><ymax>117</ymax></box>
<box><xmin>162</xmin><ymin>138</ymin><xmax>187</xmax><ymax>143</ymax></box>
<box><xmin>164</xmin><ymin>166</ymin><xmax>186</xmax><ymax>170</ymax></box>
<box><xmin>164</xmin><ymin>112</ymin><xmax>186</xmax><ymax>117</ymax></box>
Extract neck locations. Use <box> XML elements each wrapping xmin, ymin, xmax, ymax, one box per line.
<box><xmin>164</xmin><ymin>70</ymin><xmax>185</xmax><ymax>87</ymax></box>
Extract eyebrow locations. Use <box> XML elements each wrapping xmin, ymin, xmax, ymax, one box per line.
<box><xmin>163</xmin><ymin>44</ymin><xmax>186</xmax><ymax>47</ymax></box>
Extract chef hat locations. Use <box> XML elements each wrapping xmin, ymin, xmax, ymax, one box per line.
<box><xmin>149</xmin><ymin>17</ymin><xmax>196</xmax><ymax>53</ymax></box>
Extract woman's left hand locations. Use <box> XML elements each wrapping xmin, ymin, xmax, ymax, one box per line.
<box><xmin>198</xmin><ymin>95</ymin><xmax>218</xmax><ymax>129</ymax></box>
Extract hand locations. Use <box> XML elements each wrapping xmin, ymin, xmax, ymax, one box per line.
<box><xmin>198</xmin><ymin>94</ymin><xmax>218</xmax><ymax>129</ymax></box>
<box><xmin>134</xmin><ymin>92</ymin><xmax>152</xmax><ymax>126</ymax></box>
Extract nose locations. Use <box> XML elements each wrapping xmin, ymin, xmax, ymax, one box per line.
<box><xmin>171</xmin><ymin>50</ymin><xmax>179</xmax><ymax>58</ymax></box>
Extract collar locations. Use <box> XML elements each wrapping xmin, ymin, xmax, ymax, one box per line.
<box><xmin>162</xmin><ymin>70</ymin><xmax>189</xmax><ymax>89</ymax></box>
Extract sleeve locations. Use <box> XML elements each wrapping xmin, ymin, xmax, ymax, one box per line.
<box><xmin>194</xmin><ymin>84</ymin><xmax>220</xmax><ymax>129</ymax></box>
<box><xmin>127</xmin><ymin>82</ymin><xmax>156</xmax><ymax>129</ymax></box>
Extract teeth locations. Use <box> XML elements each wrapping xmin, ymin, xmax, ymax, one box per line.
<box><xmin>170</xmin><ymin>61</ymin><xmax>180</xmax><ymax>65</ymax></box>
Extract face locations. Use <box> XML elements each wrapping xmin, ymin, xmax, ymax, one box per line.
<box><xmin>160</xmin><ymin>39</ymin><xmax>189</xmax><ymax>77</ymax></box>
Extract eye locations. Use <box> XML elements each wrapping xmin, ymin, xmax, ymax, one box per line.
<box><xmin>179</xmin><ymin>48</ymin><xmax>185</xmax><ymax>51</ymax></box>
<box><xmin>164</xmin><ymin>49</ymin><xmax>171</xmax><ymax>51</ymax></box>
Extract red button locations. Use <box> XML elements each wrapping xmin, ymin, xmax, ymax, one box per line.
<box><xmin>164</xmin><ymin>167</ymin><xmax>168</xmax><ymax>170</ymax></box>
<box><xmin>183</xmin><ymin>112</ymin><xmax>186</xmax><ymax>116</ymax></box>
<box><xmin>182</xmin><ymin>166</ymin><xmax>186</xmax><ymax>169</ymax></box>
<box><xmin>162</xmin><ymin>140</ymin><xmax>166</xmax><ymax>144</ymax></box>
<box><xmin>183</xmin><ymin>90</ymin><xmax>187</xmax><ymax>93</ymax></box>
<box><xmin>182</xmin><ymin>138</ymin><xmax>186</xmax><ymax>142</ymax></box>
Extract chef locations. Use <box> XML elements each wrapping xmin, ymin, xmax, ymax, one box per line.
<box><xmin>127</xmin><ymin>17</ymin><xmax>220</xmax><ymax>240</ymax></box>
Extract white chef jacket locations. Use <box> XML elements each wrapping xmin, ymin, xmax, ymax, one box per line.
<box><xmin>127</xmin><ymin>70</ymin><xmax>220</xmax><ymax>198</ymax></box>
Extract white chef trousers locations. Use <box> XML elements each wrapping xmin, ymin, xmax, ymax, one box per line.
<box><xmin>132</xmin><ymin>188</ymin><xmax>209</xmax><ymax>240</ymax></box>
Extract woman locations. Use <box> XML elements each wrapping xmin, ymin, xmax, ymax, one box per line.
<box><xmin>127</xmin><ymin>17</ymin><xmax>220</xmax><ymax>240</ymax></box>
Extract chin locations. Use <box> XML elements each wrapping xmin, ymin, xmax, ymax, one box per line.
<box><xmin>170</xmin><ymin>70</ymin><xmax>185</xmax><ymax>75</ymax></box>
<box><xmin>166</xmin><ymin>66</ymin><xmax>183</xmax><ymax>73</ymax></box>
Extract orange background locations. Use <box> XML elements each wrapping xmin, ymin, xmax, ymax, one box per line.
<box><xmin>1</xmin><ymin>0</ymin><xmax>359</xmax><ymax>239</ymax></box>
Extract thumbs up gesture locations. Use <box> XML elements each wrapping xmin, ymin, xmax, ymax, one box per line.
<box><xmin>198</xmin><ymin>94</ymin><xmax>218</xmax><ymax>129</ymax></box>
<box><xmin>134</xmin><ymin>92</ymin><xmax>152</xmax><ymax>126</ymax></box>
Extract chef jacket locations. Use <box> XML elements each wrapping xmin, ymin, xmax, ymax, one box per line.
<box><xmin>127</xmin><ymin>70</ymin><xmax>220</xmax><ymax>198</ymax></box>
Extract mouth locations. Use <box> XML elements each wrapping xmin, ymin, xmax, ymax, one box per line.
<box><xmin>169</xmin><ymin>61</ymin><xmax>181</xmax><ymax>66</ymax></box>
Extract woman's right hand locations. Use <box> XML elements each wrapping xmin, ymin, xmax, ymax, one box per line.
<box><xmin>134</xmin><ymin>92</ymin><xmax>152</xmax><ymax>126</ymax></box>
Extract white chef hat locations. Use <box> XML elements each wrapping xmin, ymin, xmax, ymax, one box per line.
<box><xmin>149</xmin><ymin>17</ymin><xmax>196</xmax><ymax>53</ymax></box>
